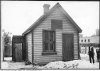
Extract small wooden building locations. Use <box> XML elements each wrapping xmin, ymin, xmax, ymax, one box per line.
<box><xmin>22</xmin><ymin>3</ymin><xmax>82</xmax><ymax>64</ymax></box>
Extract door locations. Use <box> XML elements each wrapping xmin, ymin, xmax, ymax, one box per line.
<box><xmin>12</xmin><ymin>36</ymin><xmax>24</xmax><ymax>62</ymax></box>
<box><xmin>15</xmin><ymin>43</ymin><xmax>22</xmax><ymax>62</ymax></box>
<box><xmin>62</xmin><ymin>34</ymin><xmax>74</xmax><ymax>61</ymax></box>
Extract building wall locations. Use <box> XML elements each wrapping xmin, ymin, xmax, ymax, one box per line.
<box><xmin>80</xmin><ymin>36</ymin><xmax>99</xmax><ymax>44</ymax></box>
<box><xmin>33</xmin><ymin>8</ymin><xmax>79</xmax><ymax>63</ymax></box>
<box><xmin>79</xmin><ymin>35</ymin><xmax>99</xmax><ymax>54</ymax></box>
<box><xmin>26</xmin><ymin>33</ymin><xmax>32</xmax><ymax>63</ymax></box>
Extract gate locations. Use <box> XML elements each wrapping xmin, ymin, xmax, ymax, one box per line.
<box><xmin>12</xmin><ymin>36</ymin><xmax>24</xmax><ymax>62</ymax></box>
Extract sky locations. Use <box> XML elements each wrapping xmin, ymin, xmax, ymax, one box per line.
<box><xmin>1</xmin><ymin>1</ymin><xmax>99</xmax><ymax>37</ymax></box>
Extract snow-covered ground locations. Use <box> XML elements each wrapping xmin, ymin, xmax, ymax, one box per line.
<box><xmin>1</xmin><ymin>53</ymin><xmax>99</xmax><ymax>69</ymax></box>
<box><xmin>35</xmin><ymin>60</ymin><xmax>99</xmax><ymax>69</ymax></box>
<box><xmin>2</xmin><ymin>57</ymin><xmax>33</xmax><ymax>69</ymax></box>
<box><xmin>1</xmin><ymin>61</ymin><xmax>33</xmax><ymax>69</ymax></box>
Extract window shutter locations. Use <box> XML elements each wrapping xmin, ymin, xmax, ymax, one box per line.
<box><xmin>51</xmin><ymin>19</ymin><xmax>62</xmax><ymax>30</ymax></box>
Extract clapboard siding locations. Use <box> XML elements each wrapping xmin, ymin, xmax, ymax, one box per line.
<box><xmin>74</xmin><ymin>34</ymin><xmax>78</xmax><ymax>59</ymax></box>
<box><xmin>32</xmin><ymin>8</ymin><xmax>79</xmax><ymax>63</ymax></box>
<box><xmin>26</xmin><ymin>33</ymin><xmax>32</xmax><ymax>63</ymax></box>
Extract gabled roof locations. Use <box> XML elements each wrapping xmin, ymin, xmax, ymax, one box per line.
<box><xmin>22</xmin><ymin>3</ymin><xmax>82</xmax><ymax>35</ymax></box>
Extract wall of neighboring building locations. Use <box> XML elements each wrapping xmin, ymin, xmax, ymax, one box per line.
<box><xmin>80</xmin><ymin>36</ymin><xmax>99</xmax><ymax>44</ymax></box>
<box><xmin>33</xmin><ymin>7</ymin><xmax>79</xmax><ymax>64</ymax></box>
<box><xmin>79</xmin><ymin>35</ymin><xmax>99</xmax><ymax>54</ymax></box>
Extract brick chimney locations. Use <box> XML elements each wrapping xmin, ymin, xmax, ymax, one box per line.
<box><xmin>43</xmin><ymin>4</ymin><xmax>50</xmax><ymax>14</ymax></box>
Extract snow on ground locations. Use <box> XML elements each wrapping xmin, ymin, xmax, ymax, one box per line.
<box><xmin>34</xmin><ymin>60</ymin><xmax>99</xmax><ymax>69</ymax></box>
<box><xmin>80</xmin><ymin>53</ymin><xmax>89</xmax><ymax>61</ymax></box>
<box><xmin>1</xmin><ymin>54</ymin><xmax>99</xmax><ymax>69</ymax></box>
<box><xmin>2</xmin><ymin>61</ymin><xmax>33</xmax><ymax>69</ymax></box>
<box><xmin>80</xmin><ymin>53</ymin><xmax>98</xmax><ymax>62</ymax></box>
<box><xmin>33</xmin><ymin>53</ymin><xmax>99</xmax><ymax>69</ymax></box>
<box><xmin>1</xmin><ymin>57</ymin><xmax>33</xmax><ymax>69</ymax></box>
<box><xmin>1</xmin><ymin>62</ymin><xmax>9</xmax><ymax>69</ymax></box>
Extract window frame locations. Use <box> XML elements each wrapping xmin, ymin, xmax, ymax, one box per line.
<box><xmin>42</xmin><ymin>30</ymin><xmax>56</xmax><ymax>55</ymax></box>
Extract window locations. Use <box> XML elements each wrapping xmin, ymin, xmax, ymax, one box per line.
<box><xmin>81</xmin><ymin>40</ymin><xmax>83</xmax><ymax>42</ymax></box>
<box><xmin>88</xmin><ymin>39</ymin><xmax>90</xmax><ymax>42</ymax></box>
<box><xmin>51</xmin><ymin>19</ymin><xmax>62</xmax><ymax>30</ymax></box>
<box><xmin>85</xmin><ymin>39</ymin><xmax>86</xmax><ymax>42</ymax></box>
<box><xmin>42</xmin><ymin>30</ymin><xmax>56</xmax><ymax>55</ymax></box>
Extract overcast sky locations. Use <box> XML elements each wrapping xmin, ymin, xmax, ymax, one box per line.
<box><xmin>1</xmin><ymin>1</ymin><xmax>99</xmax><ymax>36</ymax></box>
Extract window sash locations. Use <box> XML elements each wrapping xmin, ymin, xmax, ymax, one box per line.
<box><xmin>43</xmin><ymin>30</ymin><xmax>55</xmax><ymax>52</ymax></box>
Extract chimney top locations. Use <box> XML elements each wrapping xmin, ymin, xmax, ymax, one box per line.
<box><xmin>43</xmin><ymin>4</ymin><xmax>50</xmax><ymax>14</ymax></box>
<box><xmin>43</xmin><ymin>4</ymin><xmax>50</xmax><ymax>8</ymax></box>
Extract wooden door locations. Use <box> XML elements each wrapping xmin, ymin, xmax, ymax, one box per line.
<box><xmin>62</xmin><ymin>34</ymin><xmax>74</xmax><ymax>61</ymax></box>
<box><xmin>12</xmin><ymin>36</ymin><xmax>24</xmax><ymax>62</ymax></box>
<box><xmin>15</xmin><ymin>43</ymin><xmax>22</xmax><ymax>62</ymax></box>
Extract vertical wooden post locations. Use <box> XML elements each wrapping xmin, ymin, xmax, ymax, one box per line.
<box><xmin>99</xmin><ymin>48</ymin><xmax>100</xmax><ymax>69</ymax></box>
<box><xmin>99</xmin><ymin>46</ymin><xmax>100</xmax><ymax>69</ymax></box>
<box><xmin>99</xmin><ymin>59</ymin><xmax>100</xmax><ymax>69</ymax></box>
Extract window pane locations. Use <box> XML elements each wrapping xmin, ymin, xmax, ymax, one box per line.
<box><xmin>53</xmin><ymin>32</ymin><xmax>55</xmax><ymax>41</ymax></box>
<box><xmin>85</xmin><ymin>39</ymin><xmax>86</xmax><ymax>42</ymax></box>
<box><xmin>44</xmin><ymin>31</ymin><xmax>49</xmax><ymax>41</ymax></box>
<box><xmin>50</xmin><ymin>31</ymin><xmax>53</xmax><ymax>41</ymax></box>
<box><xmin>81</xmin><ymin>40</ymin><xmax>83</xmax><ymax>42</ymax></box>
<box><xmin>49</xmin><ymin>31</ymin><xmax>55</xmax><ymax>51</ymax></box>
<box><xmin>50</xmin><ymin>43</ymin><xmax>53</xmax><ymax>50</ymax></box>
<box><xmin>44</xmin><ymin>43</ymin><xmax>49</xmax><ymax>51</ymax></box>
<box><xmin>88</xmin><ymin>39</ymin><xmax>90</xmax><ymax>42</ymax></box>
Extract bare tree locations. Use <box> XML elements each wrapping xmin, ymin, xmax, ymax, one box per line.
<box><xmin>2</xmin><ymin>30</ymin><xmax>12</xmax><ymax>60</ymax></box>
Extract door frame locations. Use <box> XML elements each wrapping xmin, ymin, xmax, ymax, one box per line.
<box><xmin>62</xmin><ymin>33</ymin><xmax>74</xmax><ymax>61</ymax></box>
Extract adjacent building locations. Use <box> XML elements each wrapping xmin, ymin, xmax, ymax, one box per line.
<box><xmin>79</xmin><ymin>29</ymin><xmax>100</xmax><ymax>54</ymax></box>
